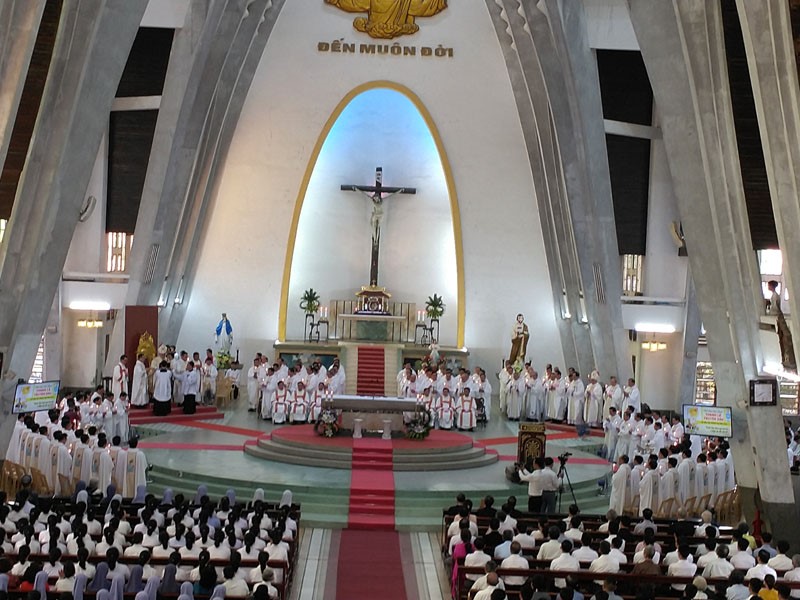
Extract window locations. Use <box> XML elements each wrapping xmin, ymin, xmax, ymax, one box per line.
<box><xmin>780</xmin><ymin>380</ymin><xmax>799</xmax><ymax>416</ymax></box>
<box><xmin>694</xmin><ymin>361</ymin><xmax>716</xmax><ymax>405</ymax></box>
<box><xmin>0</xmin><ymin>219</ymin><xmax>6</xmax><ymax>244</ymax></box>
<box><xmin>30</xmin><ymin>337</ymin><xmax>45</xmax><ymax>383</ymax></box>
<box><xmin>622</xmin><ymin>254</ymin><xmax>644</xmax><ymax>296</ymax></box>
<box><xmin>758</xmin><ymin>250</ymin><xmax>789</xmax><ymax>312</ymax></box>
<box><xmin>107</xmin><ymin>232</ymin><xmax>133</xmax><ymax>273</ymax></box>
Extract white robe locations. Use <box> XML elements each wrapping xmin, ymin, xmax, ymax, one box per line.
<box><xmin>505</xmin><ymin>378</ymin><xmax>525</xmax><ymax>419</ymax></box>
<box><xmin>706</xmin><ymin>461</ymin><xmax>719</xmax><ymax>507</ymax></box>
<box><xmin>36</xmin><ymin>437</ymin><xmax>53</xmax><ymax>488</ymax></box>
<box><xmin>603</xmin><ymin>415</ymin><xmax>622</xmax><ymax>460</ymax></box>
<box><xmin>623</xmin><ymin>386</ymin><xmax>641</xmax><ymax>413</ymax></box>
<box><xmin>616</xmin><ymin>419</ymin><xmax>633</xmax><ymax>460</ymax></box>
<box><xmin>603</xmin><ymin>385</ymin><xmax>623</xmax><ymax>416</ymax></box>
<box><xmin>567</xmin><ymin>379</ymin><xmax>585</xmax><ymax>425</ymax></box>
<box><xmin>271</xmin><ymin>390</ymin><xmax>289</xmax><ymax>424</ymax></box>
<box><xmin>639</xmin><ymin>469</ymin><xmax>659</xmax><ymax>516</ymax></box>
<box><xmin>153</xmin><ymin>369</ymin><xmax>173</xmax><ymax>402</ymax></box>
<box><xmin>694</xmin><ymin>462</ymin><xmax>708</xmax><ymax>502</ymax></box>
<box><xmin>289</xmin><ymin>391</ymin><xmax>308</xmax><ymax>423</ymax></box>
<box><xmin>171</xmin><ymin>357</ymin><xmax>186</xmax><ymax>405</ymax></box>
<box><xmin>131</xmin><ymin>360</ymin><xmax>149</xmax><ymax>407</ymax></box>
<box><xmin>659</xmin><ymin>469</ymin><xmax>677</xmax><ymax>510</ymax></box>
<box><xmin>630</xmin><ymin>463</ymin><xmax>644</xmax><ymax>500</ymax></box>
<box><xmin>92</xmin><ymin>448</ymin><xmax>114</xmax><ymax>492</ymax></box>
<box><xmin>526</xmin><ymin>378</ymin><xmax>545</xmax><ymax>421</ymax></box>
<box><xmin>555</xmin><ymin>379</ymin><xmax>568</xmax><ymax>420</ymax></box>
<box><xmin>51</xmin><ymin>444</ymin><xmax>72</xmax><ymax>495</ymax></box>
<box><xmin>123</xmin><ymin>449</ymin><xmax>148</xmax><ymax>498</ymax></box>
<box><xmin>609</xmin><ymin>463</ymin><xmax>631</xmax><ymax>515</ymax></box>
<box><xmin>247</xmin><ymin>367</ymin><xmax>260</xmax><ymax>410</ymax></box>
<box><xmin>438</xmin><ymin>395</ymin><xmax>455</xmax><ymax>429</ymax></box>
<box><xmin>112</xmin><ymin>398</ymin><xmax>128</xmax><ymax>442</ymax></box>
<box><xmin>112</xmin><ymin>363</ymin><xmax>129</xmax><ymax>401</ymax></box>
<box><xmin>584</xmin><ymin>382</ymin><xmax>603</xmax><ymax>426</ymax></box>
<box><xmin>456</xmin><ymin>396</ymin><xmax>476</xmax><ymax>430</ymax></box>
<box><xmin>677</xmin><ymin>459</ymin><xmax>693</xmax><ymax>505</ymax></box>
<box><xmin>261</xmin><ymin>376</ymin><xmax>277</xmax><ymax>419</ymax></box>
<box><xmin>498</xmin><ymin>369</ymin><xmax>511</xmax><ymax>413</ymax></box>
<box><xmin>308</xmin><ymin>390</ymin><xmax>325</xmax><ymax>421</ymax></box>
<box><xmin>6</xmin><ymin>421</ymin><xmax>25</xmax><ymax>464</ymax></box>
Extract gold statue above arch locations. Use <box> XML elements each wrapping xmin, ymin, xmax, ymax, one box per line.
<box><xmin>136</xmin><ymin>332</ymin><xmax>157</xmax><ymax>365</ymax></box>
<box><xmin>325</xmin><ymin>0</ymin><xmax>447</xmax><ymax>39</ymax></box>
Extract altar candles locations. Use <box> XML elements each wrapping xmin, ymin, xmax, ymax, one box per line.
<box><xmin>416</xmin><ymin>310</ymin><xmax>424</xmax><ymax>322</ymax></box>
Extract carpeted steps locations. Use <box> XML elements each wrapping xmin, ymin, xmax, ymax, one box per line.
<box><xmin>356</xmin><ymin>346</ymin><xmax>385</xmax><ymax>395</ymax></box>
<box><xmin>348</xmin><ymin>441</ymin><xmax>396</xmax><ymax>530</ymax></box>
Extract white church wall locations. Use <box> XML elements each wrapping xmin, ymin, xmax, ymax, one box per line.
<box><xmin>178</xmin><ymin>2</ymin><xmax>564</xmax><ymax>381</ymax></box>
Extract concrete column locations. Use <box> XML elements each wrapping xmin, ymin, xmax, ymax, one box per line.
<box><xmin>160</xmin><ymin>0</ymin><xmax>287</xmax><ymax>342</ymax></box>
<box><xmin>736</xmin><ymin>0</ymin><xmax>800</xmax><ymax>369</ymax></box>
<box><xmin>678</xmin><ymin>274</ymin><xmax>702</xmax><ymax>407</ymax></box>
<box><xmin>628</xmin><ymin>0</ymin><xmax>796</xmax><ymax>531</ymax></box>
<box><xmin>0</xmin><ymin>0</ymin><xmax>148</xmax><ymax>456</ymax></box>
<box><xmin>0</xmin><ymin>0</ymin><xmax>46</xmax><ymax>174</ymax></box>
<box><xmin>483</xmin><ymin>0</ymin><xmax>580</xmax><ymax>371</ymax></box>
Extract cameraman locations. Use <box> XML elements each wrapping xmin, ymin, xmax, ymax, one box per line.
<box><xmin>518</xmin><ymin>457</ymin><xmax>545</xmax><ymax>513</ymax></box>
<box><xmin>541</xmin><ymin>456</ymin><xmax>560</xmax><ymax>513</ymax></box>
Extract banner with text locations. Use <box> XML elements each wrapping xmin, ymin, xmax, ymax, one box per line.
<box><xmin>13</xmin><ymin>381</ymin><xmax>60</xmax><ymax>414</ymax></box>
<box><xmin>682</xmin><ymin>404</ymin><xmax>732</xmax><ymax>438</ymax></box>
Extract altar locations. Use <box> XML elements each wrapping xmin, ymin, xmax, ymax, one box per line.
<box><xmin>332</xmin><ymin>394</ymin><xmax>418</xmax><ymax>433</ymax></box>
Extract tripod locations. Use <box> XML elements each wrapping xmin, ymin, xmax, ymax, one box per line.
<box><xmin>556</xmin><ymin>459</ymin><xmax>579</xmax><ymax>513</ymax></box>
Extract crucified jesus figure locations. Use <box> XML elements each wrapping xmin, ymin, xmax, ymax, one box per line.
<box><xmin>341</xmin><ymin>167</ymin><xmax>416</xmax><ymax>286</ymax></box>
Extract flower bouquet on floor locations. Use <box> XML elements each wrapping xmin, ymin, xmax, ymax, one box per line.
<box><xmin>314</xmin><ymin>407</ymin><xmax>340</xmax><ymax>438</ymax></box>
<box><xmin>405</xmin><ymin>406</ymin><xmax>433</xmax><ymax>440</ymax></box>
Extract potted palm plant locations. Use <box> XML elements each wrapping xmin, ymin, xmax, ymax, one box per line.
<box><xmin>425</xmin><ymin>294</ymin><xmax>445</xmax><ymax>319</ymax></box>
<box><xmin>299</xmin><ymin>288</ymin><xmax>321</xmax><ymax>315</ymax></box>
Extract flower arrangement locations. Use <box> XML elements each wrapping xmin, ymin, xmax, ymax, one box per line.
<box><xmin>216</xmin><ymin>350</ymin><xmax>232</xmax><ymax>370</ymax></box>
<box><xmin>314</xmin><ymin>407</ymin><xmax>340</xmax><ymax>438</ymax></box>
<box><xmin>424</xmin><ymin>293</ymin><xmax>445</xmax><ymax>319</ymax></box>
<box><xmin>405</xmin><ymin>406</ymin><xmax>433</xmax><ymax>440</ymax></box>
<box><xmin>300</xmin><ymin>288</ymin><xmax>321</xmax><ymax>315</ymax></box>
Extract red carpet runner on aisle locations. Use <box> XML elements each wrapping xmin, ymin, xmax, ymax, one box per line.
<box><xmin>336</xmin><ymin>437</ymin><xmax>409</xmax><ymax>598</ymax></box>
<box><xmin>356</xmin><ymin>346</ymin><xmax>385</xmax><ymax>395</ymax></box>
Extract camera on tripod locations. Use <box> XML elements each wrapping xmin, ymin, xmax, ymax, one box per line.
<box><xmin>558</xmin><ymin>452</ymin><xmax>572</xmax><ymax>465</ymax></box>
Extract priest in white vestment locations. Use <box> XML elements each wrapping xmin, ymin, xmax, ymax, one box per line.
<box><xmin>112</xmin><ymin>394</ymin><xmax>129</xmax><ymax>442</ymax></box>
<box><xmin>130</xmin><ymin>355</ymin><xmax>149</xmax><ymax>407</ymax></box>
<box><xmin>171</xmin><ymin>351</ymin><xmax>188</xmax><ymax>406</ymax></box>
<box><xmin>71</xmin><ymin>437</ymin><xmax>93</xmax><ymax>484</ymax></box>
<box><xmin>505</xmin><ymin>371</ymin><xmax>525</xmax><ymax>420</ymax></box>
<box><xmin>438</xmin><ymin>388</ymin><xmax>455</xmax><ymax>429</ymax></box>
<box><xmin>498</xmin><ymin>362</ymin><xmax>512</xmax><ymax>415</ymax></box>
<box><xmin>526</xmin><ymin>370</ymin><xmax>545</xmax><ymax>422</ymax></box>
<box><xmin>603</xmin><ymin>407</ymin><xmax>622</xmax><ymax>461</ymax></box>
<box><xmin>247</xmin><ymin>358</ymin><xmax>261</xmax><ymax>411</ymax></box>
<box><xmin>623</xmin><ymin>379</ymin><xmax>641</xmax><ymax>414</ymax></box>
<box><xmin>609</xmin><ymin>456</ymin><xmax>631</xmax><ymax>515</ymax></box>
<box><xmin>289</xmin><ymin>382</ymin><xmax>309</xmax><ymax>423</ymax></box>
<box><xmin>603</xmin><ymin>377</ymin><xmax>623</xmax><ymax>416</ymax></box>
<box><xmin>554</xmin><ymin>370</ymin><xmax>568</xmax><ymax>421</ymax></box>
<box><xmin>566</xmin><ymin>372</ymin><xmax>585</xmax><ymax>426</ymax></box>
<box><xmin>201</xmin><ymin>359</ymin><xmax>218</xmax><ymax>405</ymax></box>
<box><xmin>93</xmin><ymin>440</ymin><xmax>114</xmax><ymax>492</ymax></box>
<box><xmin>474</xmin><ymin>371</ymin><xmax>492</xmax><ymax>422</ymax></box>
<box><xmin>639</xmin><ymin>458</ymin><xmax>660</xmax><ymax>516</ymax></box>
<box><xmin>112</xmin><ymin>355</ymin><xmax>130</xmax><ymax>401</ymax></box>
<box><xmin>5</xmin><ymin>416</ymin><xmax>26</xmax><ymax>464</ymax></box>
<box><xmin>630</xmin><ymin>456</ymin><xmax>645</xmax><ymax>503</ymax></box>
<box><xmin>677</xmin><ymin>450</ymin><xmax>694</xmax><ymax>506</ymax></box>
<box><xmin>309</xmin><ymin>382</ymin><xmax>326</xmax><ymax>421</ymax></box>
<box><xmin>36</xmin><ymin>431</ymin><xmax>53</xmax><ymax>488</ymax></box>
<box><xmin>261</xmin><ymin>368</ymin><xmax>277</xmax><ymax>419</ymax></box>
<box><xmin>122</xmin><ymin>439</ymin><xmax>148</xmax><ymax>498</ymax></box>
<box><xmin>659</xmin><ymin>458</ymin><xmax>678</xmax><ymax>513</ymax></box>
<box><xmin>456</xmin><ymin>389</ymin><xmax>476</xmax><ymax>431</ymax></box>
<box><xmin>50</xmin><ymin>434</ymin><xmax>72</xmax><ymax>495</ymax></box>
<box><xmin>584</xmin><ymin>371</ymin><xmax>603</xmax><ymax>427</ymax></box>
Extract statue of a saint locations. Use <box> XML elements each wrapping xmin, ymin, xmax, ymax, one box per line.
<box><xmin>509</xmin><ymin>314</ymin><xmax>529</xmax><ymax>364</ymax></box>
<box><xmin>215</xmin><ymin>313</ymin><xmax>234</xmax><ymax>354</ymax></box>
<box><xmin>768</xmin><ymin>281</ymin><xmax>796</xmax><ymax>370</ymax></box>
<box><xmin>325</xmin><ymin>0</ymin><xmax>447</xmax><ymax>39</ymax></box>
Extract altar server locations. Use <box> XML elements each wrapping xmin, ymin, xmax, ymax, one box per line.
<box><xmin>271</xmin><ymin>381</ymin><xmax>289</xmax><ymax>424</ymax></box>
<box><xmin>289</xmin><ymin>382</ymin><xmax>309</xmax><ymax>423</ymax></box>
<box><xmin>309</xmin><ymin>382</ymin><xmax>326</xmax><ymax>421</ymax></box>
<box><xmin>152</xmin><ymin>361</ymin><xmax>174</xmax><ymax>416</ymax></box>
<box><xmin>439</xmin><ymin>388</ymin><xmax>455</xmax><ymax>429</ymax></box>
<box><xmin>456</xmin><ymin>388</ymin><xmax>476</xmax><ymax>431</ymax></box>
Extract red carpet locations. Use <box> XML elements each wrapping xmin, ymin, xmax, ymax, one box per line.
<box><xmin>174</xmin><ymin>420</ymin><xmax>266</xmax><ymax>437</ymax></box>
<box><xmin>348</xmin><ymin>439</ymin><xmax>395</xmax><ymax>529</ymax></box>
<box><xmin>128</xmin><ymin>406</ymin><xmax>225</xmax><ymax>425</ymax></box>
<box><xmin>356</xmin><ymin>346</ymin><xmax>385</xmax><ymax>395</ymax></box>
<box><xmin>335</xmin><ymin>530</ymin><xmax>408</xmax><ymax>600</ymax></box>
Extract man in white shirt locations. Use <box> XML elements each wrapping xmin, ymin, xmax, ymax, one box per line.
<box><xmin>667</xmin><ymin>545</ymin><xmax>697</xmax><ymax>591</ymax></box>
<box><xmin>537</xmin><ymin>526</ymin><xmax>562</xmax><ymax>561</ymax></box>
<box><xmin>589</xmin><ymin>542</ymin><xmax>620</xmax><ymax>580</ymax></box>
<box><xmin>702</xmin><ymin>545</ymin><xmax>735</xmax><ymax>580</ymax></box>
<box><xmin>464</xmin><ymin>539</ymin><xmax>492</xmax><ymax>582</ymax></box>
<box><xmin>512</xmin><ymin>527</ymin><xmax>537</xmax><ymax>551</ymax></box>
<box><xmin>500</xmin><ymin>542</ymin><xmax>529</xmax><ymax>587</ymax></box>
<box><xmin>550</xmin><ymin>540</ymin><xmax>580</xmax><ymax>588</ymax></box>
<box><xmin>783</xmin><ymin>555</ymin><xmax>800</xmax><ymax>599</ymax></box>
<box><xmin>472</xmin><ymin>571</ymin><xmax>505</xmax><ymax>600</ymax></box>
<box><xmin>572</xmin><ymin>533</ymin><xmax>599</xmax><ymax>563</ymax></box>
<box><xmin>745</xmin><ymin>550</ymin><xmax>778</xmax><ymax>582</ymax></box>
<box><xmin>518</xmin><ymin>458</ymin><xmax>546</xmax><ymax>513</ymax></box>
<box><xmin>730</xmin><ymin>540</ymin><xmax>756</xmax><ymax>570</ymax></box>
<box><xmin>768</xmin><ymin>541</ymin><xmax>794</xmax><ymax>571</ymax></box>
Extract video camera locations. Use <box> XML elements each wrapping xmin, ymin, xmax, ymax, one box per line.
<box><xmin>558</xmin><ymin>452</ymin><xmax>572</xmax><ymax>465</ymax></box>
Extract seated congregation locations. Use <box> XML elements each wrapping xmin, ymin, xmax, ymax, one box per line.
<box><xmin>0</xmin><ymin>485</ymin><xmax>300</xmax><ymax>600</ymax></box>
<box><xmin>442</xmin><ymin>495</ymin><xmax>800</xmax><ymax>600</ymax></box>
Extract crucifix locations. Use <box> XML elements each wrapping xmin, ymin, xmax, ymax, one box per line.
<box><xmin>341</xmin><ymin>167</ymin><xmax>416</xmax><ymax>287</ymax></box>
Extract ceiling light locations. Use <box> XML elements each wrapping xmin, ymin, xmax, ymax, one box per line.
<box><xmin>634</xmin><ymin>322</ymin><xmax>676</xmax><ymax>333</ymax></box>
<box><xmin>69</xmin><ymin>300</ymin><xmax>111</xmax><ymax>311</ymax></box>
